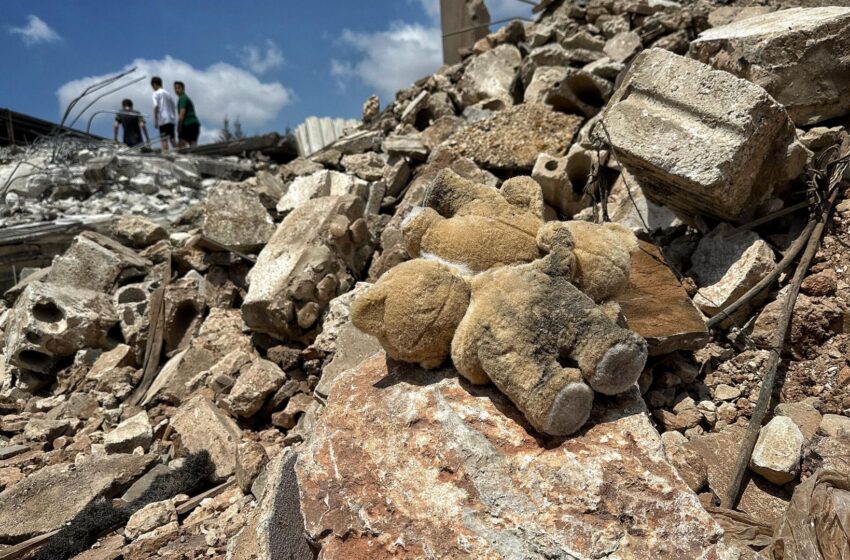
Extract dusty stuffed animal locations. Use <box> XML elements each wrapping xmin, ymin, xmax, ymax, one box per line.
<box><xmin>350</xmin><ymin>258</ymin><xmax>470</xmax><ymax>369</ymax></box>
<box><xmin>563</xmin><ymin>221</ymin><xmax>639</xmax><ymax>302</ymax></box>
<box><xmin>451</xmin><ymin>233</ymin><xmax>648</xmax><ymax>436</ymax></box>
<box><xmin>404</xmin><ymin>169</ymin><xmax>639</xmax><ymax>299</ymax></box>
<box><xmin>403</xmin><ymin>169</ymin><xmax>545</xmax><ymax>272</ymax></box>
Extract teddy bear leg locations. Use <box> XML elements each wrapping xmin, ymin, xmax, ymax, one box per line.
<box><xmin>577</xmin><ymin>330</ymin><xmax>648</xmax><ymax>395</ymax></box>
<box><xmin>479</xmin><ymin>350</ymin><xmax>593</xmax><ymax>436</ymax></box>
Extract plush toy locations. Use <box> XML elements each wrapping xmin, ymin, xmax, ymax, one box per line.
<box><xmin>451</xmin><ymin>238</ymin><xmax>647</xmax><ymax>436</ymax></box>
<box><xmin>350</xmin><ymin>258</ymin><xmax>470</xmax><ymax>369</ymax></box>
<box><xmin>403</xmin><ymin>170</ymin><xmax>545</xmax><ymax>273</ymax></box>
<box><xmin>404</xmin><ymin>169</ymin><xmax>637</xmax><ymax>301</ymax></box>
<box><xmin>350</xmin><ymin>171</ymin><xmax>648</xmax><ymax>436</ymax></box>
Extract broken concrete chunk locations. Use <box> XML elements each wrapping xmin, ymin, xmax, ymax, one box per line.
<box><xmin>341</xmin><ymin>152</ymin><xmax>386</xmax><ymax>181</ymax></box>
<box><xmin>691</xmin><ymin>7</ymin><xmax>850</xmax><ymax>126</ymax></box>
<box><xmin>459</xmin><ymin>43</ymin><xmax>521</xmax><ymax>109</ymax></box>
<box><xmin>125</xmin><ymin>499</ymin><xmax>177</xmax><ymax>540</ymax></box>
<box><xmin>601</xmin><ymin>48</ymin><xmax>804</xmax><ymax>223</ymax></box>
<box><xmin>750</xmin><ymin>416</ymin><xmax>804</xmax><ymax>485</ymax></box>
<box><xmin>244</xmin><ymin>195</ymin><xmax>372</xmax><ymax>340</ymax></box>
<box><xmin>603</xmin><ymin>31</ymin><xmax>642</xmax><ymax>62</ymax></box>
<box><xmin>111</xmin><ymin>215</ymin><xmax>168</xmax><ymax>249</ymax></box>
<box><xmin>171</xmin><ymin>395</ymin><xmax>242</xmax><ymax>481</ymax></box>
<box><xmin>104</xmin><ymin>411</ymin><xmax>153</xmax><ymax>454</ymax></box>
<box><xmin>775</xmin><ymin>399</ymin><xmax>822</xmax><ymax>441</ymax></box>
<box><xmin>818</xmin><ymin>414</ymin><xmax>850</xmax><ymax>439</ymax></box>
<box><xmin>202</xmin><ymin>182</ymin><xmax>275</xmax><ymax>252</ymax></box>
<box><xmin>446</xmin><ymin>103</ymin><xmax>583</xmax><ymax>171</ymax></box>
<box><xmin>297</xmin><ymin>354</ymin><xmax>724</xmax><ymax>558</ymax></box>
<box><xmin>531</xmin><ymin>153</ymin><xmax>574</xmax><ymax>215</ymax></box>
<box><xmin>608</xmin><ymin>172</ymin><xmax>682</xmax><ymax>236</ymax></box>
<box><xmin>23</xmin><ymin>417</ymin><xmax>71</xmax><ymax>442</ymax></box>
<box><xmin>689</xmin><ymin>224</ymin><xmax>775</xmax><ymax>317</ymax></box>
<box><xmin>48</xmin><ymin>231</ymin><xmax>151</xmax><ymax>293</ymax></box>
<box><xmin>330</xmin><ymin>130</ymin><xmax>382</xmax><ymax>155</ymax></box>
<box><xmin>382</xmin><ymin>135</ymin><xmax>429</xmax><ymax>161</ymax></box>
<box><xmin>545</xmin><ymin>68</ymin><xmax>613</xmax><ymax>117</ymax></box>
<box><xmin>226</xmin><ymin>358</ymin><xmax>286</xmax><ymax>418</ymax></box>
<box><xmin>0</xmin><ymin>453</ymin><xmax>154</xmax><ymax>543</ymax></box>
<box><xmin>5</xmin><ymin>282</ymin><xmax>118</xmax><ymax>373</ymax></box>
<box><xmin>276</xmin><ymin>170</ymin><xmax>366</xmax><ymax>214</ymax></box>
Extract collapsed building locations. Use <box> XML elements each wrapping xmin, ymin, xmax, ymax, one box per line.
<box><xmin>2</xmin><ymin>1</ymin><xmax>850</xmax><ymax>559</ymax></box>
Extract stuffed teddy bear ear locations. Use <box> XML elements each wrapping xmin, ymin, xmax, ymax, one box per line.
<box><xmin>602</xmin><ymin>222</ymin><xmax>639</xmax><ymax>254</ymax></box>
<box><xmin>500</xmin><ymin>176</ymin><xmax>546</xmax><ymax>218</ymax></box>
<box><xmin>350</xmin><ymin>286</ymin><xmax>387</xmax><ymax>338</ymax></box>
<box><xmin>423</xmin><ymin>169</ymin><xmax>499</xmax><ymax>218</ymax></box>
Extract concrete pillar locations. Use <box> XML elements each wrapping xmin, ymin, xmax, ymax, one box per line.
<box><xmin>440</xmin><ymin>0</ymin><xmax>491</xmax><ymax>65</ymax></box>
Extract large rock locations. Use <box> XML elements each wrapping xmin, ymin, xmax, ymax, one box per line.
<box><xmin>601</xmin><ymin>48</ymin><xmax>804</xmax><ymax>223</ymax></box>
<box><xmin>104</xmin><ymin>411</ymin><xmax>153</xmax><ymax>454</ymax></box>
<box><xmin>691</xmin><ymin>7</ymin><xmax>850</xmax><ymax>126</ymax></box>
<box><xmin>48</xmin><ymin>231</ymin><xmax>151</xmax><ymax>292</ymax></box>
<box><xmin>203</xmin><ymin>181</ymin><xmax>275</xmax><ymax>252</ymax></box>
<box><xmin>459</xmin><ymin>44</ymin><xmax>521</xmax><ymax>108</ymax></box>
<box><xmin>689</xmin><ymin>224</ymin><xmax>775</xmax><ymax>318</ymax></box>
<box><xmin>226</xmin><ymin>358</ymin><xmax>286</xmax><ymax>418</ymax></box>
<box><xmin>243</xmin><ymin>195</ymin><xmax>373</xmax><ymax>340</ymax></box>
<box><xmin>277</xmin><ymin>170</ymin><xmax>366</xmax><ymax>214</ymax></box>
<box><xmin>297</xmin><ymin>353</ymin><xmax>725</xmax><ymax>559</ymax></box>
<box><xmin>750</xmin><ymin>416</ymin><xmax>804</xmax><ymax>485</ymax></box>
<box><xmin>171</xmin><ymin>395</ymin><xmax>242</xmax><ymax>481</ymax></box>
<box><xmin>5</xmin><ymin>282</ymin><xmax>118</xmax><ymax>373</ymax></box>
<box><xmin>445</xmin><ymin>103</ymin><xmax>583</xmax><ymax>171</ymax></box>
<box><xmin>0</xmin><ymin>453</ymin><xmax>154</xmax><ymax>544</ymax></box>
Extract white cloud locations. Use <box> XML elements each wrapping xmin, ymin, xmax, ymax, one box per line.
<box><xmin>240</xmin><ymin>39</ymin><xmax>284</xmax><ymax>75</ymax></box>
<box><xmin>9</xmin><ymin>15</ymin><xmax>61</xmax><ymax>45</ymax></box>
<box><xmin>330</xmin><ymin>23</ymin><xmax>442</xmax><ymax>100</ymax></box>
<box><xmin>57</xmin><ymin>56</ymin><xmax>293</xmax><ymax>143</ymax></box>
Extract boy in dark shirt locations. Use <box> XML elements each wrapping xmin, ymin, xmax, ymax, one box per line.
<box><xmin>174</xmin><ymin>81</ymin><xmax>201</xmax><ymax>147</ymax></box>
<box><xmin>113</xmin><ymin>99</ymin><xmax>150</xmax><ymax>147</ymax></box>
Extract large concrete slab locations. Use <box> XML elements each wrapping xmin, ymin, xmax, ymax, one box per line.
<box><xmin>601</xmin><ymin>48</ymin><xmax>801</xmax><ymax>224</ymax></box>
<box><xmin>691</xmin><ymin>7</ymin><xmax>850</xmax><ymax>126</ymax></box>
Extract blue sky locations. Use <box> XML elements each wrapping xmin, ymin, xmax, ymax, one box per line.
<box><xmin>0</xmin><ymin>1</ymin><xmax>531</xmax><ymax>143</ymax></box>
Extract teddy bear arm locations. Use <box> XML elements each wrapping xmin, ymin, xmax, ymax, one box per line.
<box><xmin>424</xmin><ymin>169</ymin><xmax>502</xmax><ymax>218</ymax></box>
<box><xmin>500</xmin><ymin>176</ymin><xmax>546</xmax><ymax>219</ymax></box>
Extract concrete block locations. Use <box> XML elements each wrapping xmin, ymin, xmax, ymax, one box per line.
<box><xmin>601</xmin><ymin>48</ymin><xmax>803</xmax><ymax>223</ymax></box>
<box><xmin>691</xmin><ymin>7</ymin><xmax>850</xmax><ymax>126</ymax></box>
<box><xmin>243</xmin><ymin>195</ymin><xmax>373</xmax><ymax>340</ymax></box>
<box><xmin>5</xmin><ymin>282</ymin><xmax>118</xmax><ymax>373</ymax></box>
<box><xmin>48</xmin><ymin>231</ymin><xmax>151</xmax><ymax>293</ymax></box>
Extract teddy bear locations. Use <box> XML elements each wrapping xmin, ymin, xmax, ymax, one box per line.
<box><xmin>450</xmin><ymin>228</ymin><xmax>647</xmax><ymax>435</ymax></box>
<box><xmin>403</xmin><ymin>169</ymin><xmax>638</xmax><ymax>302</ymax></box>
<box><xmin>350</xmin><ymin>171</ymin><xmax>647</xmax><ymax>436</ymax></box>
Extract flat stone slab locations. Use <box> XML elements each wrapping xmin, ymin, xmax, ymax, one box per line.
<box><xmin>617</xmin><ymin>241</ymin><xmax>709</xmax><ymax>355</ymax></box>
<box><xmin>297</xmin><ymin>353</ymin><xmax>725</xmax><ymax>559</ymax></box>
<box><xmin>0</xmin><ymin>453</ymin><xmax>155</xmax><ymax>544</ymax></box>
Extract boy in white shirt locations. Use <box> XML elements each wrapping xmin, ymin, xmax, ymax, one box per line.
<box><xmin>151</xmin><ymin>76</ymin><xmax>177</xmax><ymax>152</ymax></box>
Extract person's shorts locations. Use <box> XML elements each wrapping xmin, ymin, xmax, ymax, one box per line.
<box><xmin>159</xmin><ymin>123</ymin><xmax>176</xmax><ymax>141</ymax></box>
<box><xmin>180</xmin><ymin>123</ymin><xmax>200</xmax><ymax>143</ymax></box>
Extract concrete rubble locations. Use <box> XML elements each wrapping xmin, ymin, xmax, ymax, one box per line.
<box><xmin>2</xmin><ymin>0</ymin><xmax>850</xmax><ymax>557</ymax></box>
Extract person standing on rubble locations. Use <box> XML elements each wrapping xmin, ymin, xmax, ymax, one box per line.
<box><xmin>151</xmin><ymin>76</ymin><xmax>177</xmax><ymax>152</ymax></box>
<box><xmin>113</xmin><ymin>99</ymin><xmax>149</xmax><ymax>147</ymax></box>
<box><xmin>173</xmin><ymin>81</ymin><xmax>201</xmax><ymax>148</ymax></box>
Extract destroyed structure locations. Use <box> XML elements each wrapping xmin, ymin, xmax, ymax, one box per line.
<box><xmin>3</xmin><ymin>1</ymin><xmax>850</xmax><ymax>559</ymax></box>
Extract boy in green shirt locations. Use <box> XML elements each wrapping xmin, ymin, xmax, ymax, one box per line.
<box><xmin>173</xmin><ymin>81</ymin><xmax>201</xmax><ymax>147</ymax></box>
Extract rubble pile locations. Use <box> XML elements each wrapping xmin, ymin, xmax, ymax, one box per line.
<box><xmin>3</xmin><ymin>0</ymin><xmax>850</xmax><ymax>558</ymax></box>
